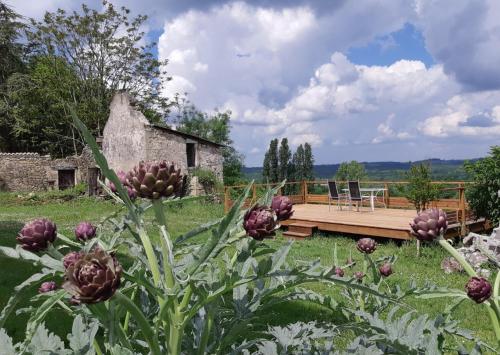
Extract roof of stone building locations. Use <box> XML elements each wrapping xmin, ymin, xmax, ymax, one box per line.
<box><xmin>151</xmin><ymin>124</ymin><xmax>225</xmax><ymax>148</ymax></box>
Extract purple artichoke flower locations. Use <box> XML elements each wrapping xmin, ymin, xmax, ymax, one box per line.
<box><xmin>410</xmin><ymin>208</ymin><xmax>448</xmax><ymax>242</ymax></box>
<box><xmin>379</xmin><ymin>263</ymin><xmax>393</xmax><ymax>277</ymax></box>
<box><xmin>127</xmin><ymin>161</ymin><xmax>183</xmax><ymax>200</ymax></box>
<box><xmin>107</xmin><ymin>171</ymin><xmax>137</xmax><ymax>200</ymax></box>
<box><xmin>17</xmin><ymin>218</ymin><xmax>57</xmax><ymax>252</ymax></box>
<box><xmin>356</xmin><ymin>238</ymin><xmax>377</xmax><ymax>254</ymax></box>
<box><xmin>63</xmin><ymin>248</ymin><xmax>122</xmax><ymax>304</ymax></box>
<box><xmin>334</xmin><ymin>267</ymin><xmax>344</xmax><ymax>277</ymax></box>
<box><xmin>243</xmin><ymin>205</ymin><xmax>278</xmax><ymax>241</ymax></box>
<box><xmin>465</xmin><ymin>277</ymin><xmax>492</xmax><ymax>303</ymax></box>
<box><xmin>75</xmin><ymin>222</ymin><xmax>96</xmax><ymax>241</ymax></box>
<box><xmin>39</xmin><ymin>281</ymin><xmax>57</xmax><ymax>293</ymax></box>
<box><xmin>63</xmin><ymin>251</ymin><xmax>82</xmax><ymax>269</ymax></box>
<box><xmin>354</xmin><ymin>271</ymin><xmax>365</xmax><ymax>281</ymax></box>
<box><xmin>271</xmin><ymin>196</ymin><xmax>294</xmax><ymax>221</ymax></box>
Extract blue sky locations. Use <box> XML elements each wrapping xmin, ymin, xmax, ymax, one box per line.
<box><xmin>10</xmin><ymin>0</ymin><xmax>500</xmax><ymax>166</ymax></box>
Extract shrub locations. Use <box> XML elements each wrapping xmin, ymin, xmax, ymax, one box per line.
<box><xmin>192</xmin><ymin>167</ymin><xmax>222</xmax><ymax>194</ymax></box>
<box><xmin>398</xmin><ymin>163</ymin><xmax>440</xmax><ymax>212</ymax></box>
<box><xmin>465</xmin><ymin>146</ymin><xmax>500</xmax><ymax>225</ymax></box>
<box><xmin>16</xmin><ymin>182</ymin><xmax>87</xmax><ymax>204</ymax></box>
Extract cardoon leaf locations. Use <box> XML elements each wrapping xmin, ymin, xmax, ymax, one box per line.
<box><xmin>0</xmin><ymin>329</ymin><xmax>17</xmax><ymax>355</ymax></box>
<box><xmin>24</xmin><ymin>290</ymin><xmax>67</xmax><ymax>347</ymax></box>
<box><xmin>27</xmin><ymin>323</ymin><xmax>69</xmax><ymax>355</ymax></box>
<box><xmin>67</xmin><ymin>315</ymin><xmax>99</xmax><ymax>355</ymax></box>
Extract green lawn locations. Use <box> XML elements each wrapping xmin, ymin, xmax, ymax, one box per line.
<box><xmin>0</xmin><ymin>194</ymin><xmax>495</xmax><ymax>348</ymax></box>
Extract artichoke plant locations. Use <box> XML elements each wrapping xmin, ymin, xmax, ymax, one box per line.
<box><xmin>379</xmin><ymin>263</ymin><xmax>393</xmax><ymax>277</ymax></box>
<box><xmin>465</xmin><ymin>277</ymin><xmax>492</xmax><ymax>304</ymax></box>
<box><xmin>410</xmin><ymin>208</ymin><xmax>448</xmax><ymax>242</ymax></box>
<box><xmin>127</xmin><ymin>161</ymin><xmax>183</xmax><ymax>200</ymax></box>
<box><xmin>271</xmin><ymin>195</ymin><xmax>294</xmax><ymax>221</ymax></box>
<box><xmin>63</xmin><ymin>251</ymin><xmax>82</xmax><ymax>269</ymax></box>
<box><xmin>354</xmin><ymin>271</ymin><xmax>365</xmax><ymax>280</ymax></box>
<box><xmin>334</xmin><ymin>267</ymin><xmax>344</xmax><ymax>277</ymax></box>
<box><xmin>75</xmin><ymin>222</ymin><xmax>96</xmax><ymax>241</ymax></box>
<box><xmin>38</xmin><ymin>281</ymin><xmax>57</xmax><ymax>293</ymax></box>
<box><xmin>356</xmin><ymin>238</ymin><xmax>377</xmax><ymax>254</ymax></box>
<box><xmin>108</xmin><ymin>170</ymin><xmax>137</xmax><ymax>200</ymax></box>
<box><xmin>243</xmin><ymin>204</ymin><xmax>278</xmax><ymax>241</ymax></box>
<box><xmin>63</xmin><ymin>248</ymin><xmax>122</xmax><ymax>304</ymax></box>
<box><xmin>17</xmin><ymin>218</ymin><xmax>57</xmax><ymax>252</ymax></box>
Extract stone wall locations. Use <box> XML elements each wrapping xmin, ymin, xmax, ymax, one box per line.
<box><xmin>145</xmin><ymin>126</ymin><xmax>188</xmax><ymax>171</ymax></box>
<box><xmin>0</xmin><ymin>148</ymin><xmax>97</xmax><ymax>192</ymax></box>
<box><xmin>0</xmin><ymin>153</ymin><xmax>52</xmax><ymax>191</ymax></box>
<box><xmin>102</xmin><ymin>93</ymin><xmax>148</xmax><ymax>173</ymax></box>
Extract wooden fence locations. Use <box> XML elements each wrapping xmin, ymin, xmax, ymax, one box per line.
<box><xmin>223</xmin><ymin>180</ymin><xmax>472</xmax><ymax>233</ymax></box>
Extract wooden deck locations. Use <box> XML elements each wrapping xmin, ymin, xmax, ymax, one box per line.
<box><xmin>280</xmin><ymin>204</ymin><xmax>489</xmax><ymax>240</ymax></box>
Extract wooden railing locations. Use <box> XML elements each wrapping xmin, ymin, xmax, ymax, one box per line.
<box><xmin>223</xmin><ymin>180</ymin><xmax>472</xmax><ymax>235</ymax></box>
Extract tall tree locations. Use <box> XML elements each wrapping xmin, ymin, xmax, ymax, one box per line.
<box><xmin>0</xmin><ymin>2</ymin><xmax>26</xmax><ymax>151</ymax></box>
<box><xmin>262</xmin><ymin>150</ymin><xmax>270</xmax><ymax>182</ymax></box>
<box><xmin>268</xmin><ymin>139</ymin><xmax>279</xmax><ymax>183</ymax></box>
<box><xmin>25</xmin><ymin>1</ymin><xmax>172</xmax><ymax>135</ymax></box>
<box><xmin>278</xmin><ymin>138</ymin><xmax>292</xmax><ymax>181</ymax></box>
<box><xmin>292</xmin><ymin>144</ymin><xmax>305</xmax><ymax>181</ymax></box>
<box><xmin>174</xmin><ymin>100</ymin><xmax>244</xmax><ymax>185</ymax></box>
<box><xmin>303</xmin><ymin>142</ymin><xmax>314</xmax><ymax>180</ymax></box>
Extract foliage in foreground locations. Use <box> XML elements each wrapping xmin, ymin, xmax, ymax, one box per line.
<box><xmin>0</xmin><ymin>118</ymin><xmax>497</xmax><ymax>354</ymax></box>
<box><xmin>465</xmin><ymin>145</ymin><xmax>500</xmax><ymax>225</ymax></box>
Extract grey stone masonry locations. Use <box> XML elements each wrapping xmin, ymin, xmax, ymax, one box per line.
<box><xmin>0</xmin><ymin>153</ymin><xmax>52</xmax><ymax>191</ymax></box>
<box><xmin>103</xmin><ymin>92</ymin><xmax>224</xmax><ymax>184</ymax></box>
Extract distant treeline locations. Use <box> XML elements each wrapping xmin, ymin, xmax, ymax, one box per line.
<box><xmin>243</xmin><ymin>158</ymin><xmax>479</xmax><ymax>182</ymax></box>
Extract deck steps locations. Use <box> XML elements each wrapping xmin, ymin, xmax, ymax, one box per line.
<box><xmin>282</xmin><ymin>222</ymin><xmax>318</xmax><ymax>240</ymax></box>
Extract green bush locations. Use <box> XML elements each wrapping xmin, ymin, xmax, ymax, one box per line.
<box><xmin>192</xmin><ymin>168</ymin><xmax>222</xmax><ymax>193</ymax></box>
<box><xmin>465</xmin><ymin>146</ymin><xmax>500</xmax><ymax>225</ymax></box>
<box><xmin>398</xmin><ymin>163</ymin><xmax>440</xmax><ymax>212</ymax></box>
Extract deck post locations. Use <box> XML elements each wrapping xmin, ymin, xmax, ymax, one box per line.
<box><xmin>459</xmin><ymin>183</ymin><xmax>467</xmax><ymax>236</ymax></box>
<box><xmin>224</xmin><ymin>187</ymin><xmax>230</xmax><ymax>213</ymax></box>
<box><xmin>302</xmin><ymin>180</ymin><xmax>308</xmax><ymax>204</ymax></box>
<box><xmin>384</xmin><ymin>182</ymin><xmax>390</xmax><ymax>208</ymax></box>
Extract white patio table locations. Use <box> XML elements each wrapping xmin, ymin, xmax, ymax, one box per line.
<box><xmin>342</xmin><ymin>187</ymin><xmax>387</xmax><ymax>212</ymax></box>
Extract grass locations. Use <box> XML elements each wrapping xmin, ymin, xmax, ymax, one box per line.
<box><xmin>0</xmin><ymin>193</ymin><xmax>496</xmax><ymax>349</ymax></box>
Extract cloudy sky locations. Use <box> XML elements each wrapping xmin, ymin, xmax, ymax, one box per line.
<box><xmin>9</xmin><ymin>0</ymin><xmax>500</xmax><ymax>166</ymax></box>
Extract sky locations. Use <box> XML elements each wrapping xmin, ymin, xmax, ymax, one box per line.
<box><xmin>8</xmin><ymin>0</ymin><xmax>500</xmax><ymax>166</ymax></box>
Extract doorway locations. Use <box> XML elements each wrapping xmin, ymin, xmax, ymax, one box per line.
<box><xmin>58</xmin><ymin>169</ymin><xmax>75</xmax><ymax>190</ymax></box>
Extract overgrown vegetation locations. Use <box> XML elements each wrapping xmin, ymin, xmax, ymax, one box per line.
<box><xmin>465</xmin><ymin>145</ymin><xmax>500</xmax><ymax>225</ymax></box>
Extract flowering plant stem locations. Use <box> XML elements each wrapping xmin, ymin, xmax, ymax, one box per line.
<box><xmin>152</xmin><ymin>199</ymin><xmax>185</xmax><ymax>355</ymax></box>
<box><xmin>438</xmin><ymin>236</ymin><xmax>500</xmax><ymax>345</ymax></box>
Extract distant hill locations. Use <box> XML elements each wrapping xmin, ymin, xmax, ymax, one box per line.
<box><xmin>243</xmin><ymin>158</ymin><xmax>478</xmax><ymax>182</ymax></box>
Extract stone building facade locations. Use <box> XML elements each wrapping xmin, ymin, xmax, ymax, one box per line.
<box><xmin>0</xmin><ymin>92</ymin><xmax>223</xmax><ymax>194</ymax></box>
<box><xmin>0</xmin><ymin>148</ymin><xmax>97</xmax><ymax>193</ymax></box>
<box><xmin>103</xmin><ymin>93</ymin><xmax>224</xmax><ymax>182</ymax></box>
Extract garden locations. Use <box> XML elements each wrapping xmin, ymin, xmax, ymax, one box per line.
<box><xmin>0</xmin><ymin>119</ymin><xmax>499</xmax><ymax>354</ymax></box>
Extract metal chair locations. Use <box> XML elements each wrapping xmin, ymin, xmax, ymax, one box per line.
<box><xmin>374</xmin><ymin>188</ymin><xmax>387</xmax><ymax>208</ymax></box>
<box><xmin>347</xmin><ymin>181</ymin><xmax>370</xmax><ymax>211</ymax></box>
<box><xmin>327</xmin><ymin>181</ymin><xmax>347</xmax><ymax>211</ymax></box>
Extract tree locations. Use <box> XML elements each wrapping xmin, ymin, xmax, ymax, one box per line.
<box><xmin>278</xmin><ymin>138</ymin><xmax>291</xmax><ymax>181</ymax></box>
<box><xmin>262</xmin><ymin>150</ymin><xmax>271</xmax><ymax>182</ymax></box>
<box><xmin>25</xmin><ymin>1</ymin><xmax>172</xmax><ymax>135</ymax></box>
<box><xmin>268</xmin><ymin>139</ymin><xmax>279</xmax><ymax>183</ymax></box>
<box><xmin>303</xmin><ymin>142</ymin><xmax>315</xmax><ymax>180</ymax></box>
<box><xmin>292</xmin><ymin>144</ymin><xmax>305</xmax><ymax>181</ymax></box>
<box><xmin>0</xmin><ymin>2</ymin><xmax>26</xmax><ymax>150</ymax></box>
<box><xmin>174</xmin><ymin>100</ymin><xmax>244</xmax><ymax>185</ymax></box>
<box><xmin>465</xmin><ymin>146</ymin><xmax>500</xmax><ymax>225</ymax></box>
<box><xmin>335</xmin><ymin>161</ymin><xmax>367</xmax><ymax>181</ymax></box>
<box><xmin>398</xmin><ymin>163</ymin><xmax>441</xmax><ymax>212</ymax></box>
<box><xmin>3</xmin><ymin>56</ymin><xmax>86</xmax><ymax>156</ymax></box>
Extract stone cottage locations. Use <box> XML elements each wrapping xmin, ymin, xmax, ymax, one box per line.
<box><xmin>0</xmin><ymin>92</ymin><xmax>224</xmax><ymax>195</ymax></box>
<box><xmin>103</xmin><ymin>93</ymin><xmax>224</xmax><ymax>182</ymax></box>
